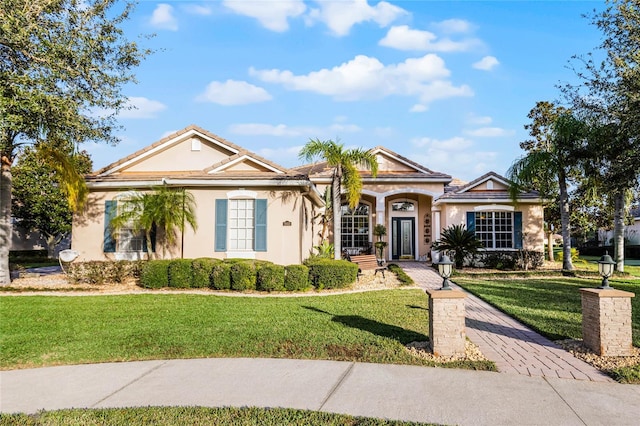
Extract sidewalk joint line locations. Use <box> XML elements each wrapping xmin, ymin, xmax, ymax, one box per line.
<box><xmin>318</xmin><ymin>362</ymin><xmax>355</xmax><ymax>411</ymax></box>
<box><xmin>90</xmin><ymin>360</ymin><xmax>169</xmax><ymax>408</ymax></box>
<box><xmin>543</xmin><ymin>377</ymin><xmax>588</xmax><ymax>426</ymax></box>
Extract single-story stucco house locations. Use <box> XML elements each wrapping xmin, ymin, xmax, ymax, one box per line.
<box><xmin>72</xmin><ymin>125</ymin><xmax>544</xmax><ymax>264</ymax></box>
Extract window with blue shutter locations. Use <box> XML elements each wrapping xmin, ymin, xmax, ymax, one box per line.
<box><xmin>255</xmin><ymin>199</ymin><xmax>267</xmax><ymax>252</ymax></box>
<box><xmin>514</xmin><ymin>212</ymin><xmax>523</xmax><ymax>249</ymax></box>
<box><xmin>215</xmin><ymin>199</ymin><xmax>227</xmax><ymax>252</ymax></box>
<box><xmin>466</xmin><ymin>212</ymin><xmax>475</xmax><ymax>232</ymax></box>
<box><xmin>103</xmin><ymin>200</ymin><xmax>117</xmax><ymax>253</ymax></box>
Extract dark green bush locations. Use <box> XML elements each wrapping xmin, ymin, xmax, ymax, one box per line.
<box><xmin>305</xmin><ymin>259</ymin><xmax>357</xmax><ymax>289</ymax></box>
<box><xmin>168</xmin><ymin>259</ymin><xmax>193</xmax><ymax>288</ymax></box>
<box><xmin>256</xmin><ymin>263</ymin><xmax>285</xmax><ymax>292</ymax></box>
<box><xmin>230</xmin><ymin>261</ymin><xmax>256</xmax><ymax>291</ymax></box>
<box><xmin>284</xmin><ymin>264</ymin><xmax>310</xmax><ymax>291</ymax></box>
<box><xmin>140</xmin><ymin>260</ymin><xmax>171</xmax><ymax>289</ymax></box>
<box><xmin>479</xmin><ymin>250</ymin><xmax>544</xmax><ymax>271</ymax></box>
<box><xmin>192</xmin><ymin>258</ymin><xmax>219</xmax><ymax>288</ymax></box>
<box><xmin>387</xmin><ymin>264</ymin><xmax>413</xmax><ymax>286</ymax></box>
<box><xmin>67</xmin><ymin>260</ymin><xmax>141</xmax><ymax>285</ymax></box>
<box><xmin>210</xmin><ymin>262</ymin><xmax>231</xmax><ymax>290</ymax></box>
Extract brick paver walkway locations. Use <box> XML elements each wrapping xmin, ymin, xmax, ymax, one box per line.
<box><xmin>400</xmin><ymin>262</ymin><xmax>613</xmax><ymax>382</ymax></box>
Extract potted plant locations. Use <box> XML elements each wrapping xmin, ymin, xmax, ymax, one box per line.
<box><xmin>373</xmin><ymin>224</ymin><xmax>387</xmax><ymax>260</ymax></box>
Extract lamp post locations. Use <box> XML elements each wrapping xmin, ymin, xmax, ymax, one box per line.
<box><xmin>435</xmin><ymin>254</ymin><xmax>454</xmax><ymax>290</ymax></box>
<box><xmin>597</xmin><ymin>252</ymin><xmax>615</xmax><ymax>289</ymax></box>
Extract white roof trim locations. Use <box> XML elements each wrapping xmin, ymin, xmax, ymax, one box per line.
<box><xmin>434</xmin><ymin>198</ymin><xmax>541</xmax><ymax>205</ymax></box>
<box><xmin>87</xmin><ymin>178</ymin><xmax>311</xmax><ymax>188</ymax></box>
<box><xmin>457</xmin><ymin>174</ymin><xmax>511</xmax><ymax>194</ymax></box>
<box><xmin>310</xmin><ymin>177</ymin><xmax>450</xmax><ymax>184</ymax></box>
<box><xmin>208</xmin><ymin>154</ymin><xmax>284</xmax><ymax>174</ymax></box>
<box><xmin>98</xmin><ymin>128</ymin><xmax>240</xmax><ymax>177</ymax></box>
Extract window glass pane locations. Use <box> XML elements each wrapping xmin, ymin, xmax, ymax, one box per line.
<box><xmin>341</xmin><ymin>202</ymin><xmax>370</xmax><ymax>250</ymax></box>
<box><xmin>229</xmin><ymin>199</ymin><xmax>255</xmax><ymax>251</ymax></box>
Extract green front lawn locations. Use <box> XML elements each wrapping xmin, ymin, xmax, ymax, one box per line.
<box><xmin>0</xmin><ymin>407</ymin><xmax>437</xmax><ymax>426</ymax></box>
<box><xmin>0</xmin><ymin>290</ymin><xmax>494</xmax><ymax>371</ymax></box>
<box><xmin>454</xmin><ymin>274</ymin><xmax>640</xmax><ymax>382</ymax></box>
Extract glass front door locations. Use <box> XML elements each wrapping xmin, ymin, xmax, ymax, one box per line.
<box><xmin>391</xmin><ymin>217</ymin><xmax>414</xmax><ymax>260</ymax></box>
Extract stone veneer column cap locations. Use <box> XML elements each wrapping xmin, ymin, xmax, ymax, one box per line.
<box><xmin>425</xmin><ymin>289</ymin><xmax>467</xmax><ymax>299</ymax></box>
<box><xmin>580</xmin><ymin>288</ymin><xmax>635</xmax><ymax>298</ymax></box>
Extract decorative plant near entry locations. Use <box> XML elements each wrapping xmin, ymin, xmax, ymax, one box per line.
<box><xmin>432</xmin><ymin>224</ymin><xmax>483</xmax><ymax>268</ymax></box>
<box><xmin>373</xmin><ymin>224</ymin><xmax>387</xmax><ymax>259</ymax></box>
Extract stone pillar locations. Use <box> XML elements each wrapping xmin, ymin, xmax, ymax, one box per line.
<box><xmin>426</xmin><ymin>289</ymin><xmax>467</xmax><ymax>357</ymax></box>
<box><xmin>580</xmin><ymin>288</ymin><xmax>635</xmax><ymax>356</ymax></box>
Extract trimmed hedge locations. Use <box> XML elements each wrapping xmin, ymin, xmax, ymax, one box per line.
<box><xmin>387</xmin><ymin>263</ymin><xmax>413</xmax><ymax>286</ymax></box>
<box><xmin>140</xmin><ymin>260</ymin><xmax>171</xmax><ymax>289</ymax></box>
<box><xmin>284</xmin><ymin>264</ymin><xmax>310</xmax><ymax>291</ymax></box>
<box><xmin>478</xmin><ymin>250</ymin><xmax>544</xmax><ymax>271</ymax></box>
<box><xmin>192</xmin><ymin>258</ymin><xmax>219</xmax><ymax>288</ymax></box>
<box><xmin>256</xmin><ymin>263</ymin><xmax>285</xmax><ymax>292</ymax></box>
<box><xmin>68</xmin><ymin>260</ymin><xmax>144</xmax><ymax>285</ymax></box>
<box><xmin>210</xmin><ymin>262</ymin><xmax>232</xmax><ymax>290</ymax></box>
<box><xmin>306</xmin><ymin>259</ymin><xmax>358</xmax><ymax>289</ymax></box>
<box><xmin>168</xmin><ymin>259</ymin><xmax>193</xmax><ymax>288</ymax></box>
<box><xmin>230</xmin><ymin>261</ymin><xmax>256</xmax><ymax>291</ymax></box>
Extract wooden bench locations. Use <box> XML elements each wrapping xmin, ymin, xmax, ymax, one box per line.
<box><xmin>350</xmin><ymin>254</ymin><xmax>387</xmax><ymax>279</ymax></box>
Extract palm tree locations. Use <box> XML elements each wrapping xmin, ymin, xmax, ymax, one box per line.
<box><xmin>111</xmin><ymin>186</ymin><xmax>197</xmax><ymax>258</ymax></box>
<box><xmin>508</xmin><ymin>111</ymin><xmax>587</xmax><ymax>270</ymax></box>
<box><xmin>299</xmin><ymin>139</ymin><xmax>378</xmax><ymax>260</ymax></box>
<box><xmin>432</xmin><ymin>224</ymin><xmax>483</xmax><ymax>268</ymax></box>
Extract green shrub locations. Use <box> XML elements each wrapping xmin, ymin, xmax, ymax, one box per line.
<box><xmin>305</xmin><ymin>259</ymin><xmax>357</xmax><ymax>289</ymax></box>
<box><xmin>192</xmin><ymin>258</ymin><xmax>218</xmax><ymax>288</ymax></box>
<box><xmin>284</xmin><ymin>264</ymin><xmax>310</xmax><ymax>291</ymax></box>
<box><xmin>256</xmin><ymin>263</ymin><xmax>285</xmax><ymax>292</ymax></box>
<box><xmin>67</xmin><ymin>260</ymin><xmax>141</xmax><ymax>285</ymax></box>
<box><xmin>230</xmin><ymin>261</ymin><xmax>256</xmax><ymax>291</ymax></box>
<box><xmin>387</xmin><ymin>264</ymin><xmax>413</xmax><ymax>286</ymax></box>
<box><xmin>140</xmin><ymin>260</ymin><xmax>171</xmax><ymax>289</ymax></box>
<box><xmin>210</xmin><ymin>262</ymin><xmax>231</xmax><ymax>290</ymax></box>
<box><xmin>557</xmin><ymin>248</ymin><xmax>585</xmax><ymax>264</ymax></box>
<box><xmin>168</xmin><ymin>259</ymin><xmax>193</xmax><ymax>288</ymax></box>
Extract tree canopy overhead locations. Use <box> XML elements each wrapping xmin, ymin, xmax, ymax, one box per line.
<box><xmin>0</xmin><ymin>0</ymin><xmax>151</xmax><ymax>283</ymax></box>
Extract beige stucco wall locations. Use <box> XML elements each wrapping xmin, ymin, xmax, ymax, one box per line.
<box><xmin>438</xmin><ymin>202</ymin><xmax>544</xmax><ymax>252</ymax></box>
<box><xmin>125</xmin><ymin>137</ymin><xmax>235</xmax><ymax>173</ymax></box>
<box><xmin>72</xmin><ymin>186</ymin><xmax>316</xmax><ymax>266</ymax></box>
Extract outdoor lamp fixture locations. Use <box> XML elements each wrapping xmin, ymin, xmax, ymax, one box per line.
<box><xmin>597</xmin><ymin>252</ymin><xmax>615</xmax><ymax>289</ymax></box>
<box><xmin>436</xmin><ymin>254</ymin><xmax>454</xmax><ymax>290</ymax></box>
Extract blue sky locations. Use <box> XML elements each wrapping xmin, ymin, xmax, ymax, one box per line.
<box><xmin>87</xmin><ymin>0</ymin><xmax>605</xmax><ymax>182</ymax></box>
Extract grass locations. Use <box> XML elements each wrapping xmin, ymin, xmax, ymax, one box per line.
<box><xmin>0</xmin><ymin>289</ymin><xmax>495</xmax><ymax>372</ymax></box>
<box><xmin>0</xmin><ymin>407</ymin><xmax>438</xmax><ymax>426</ymax></box>
<box><xmin>453</xmin><ymin>272</ymin><xmax>640</xmax><ymax>383</ymax></box>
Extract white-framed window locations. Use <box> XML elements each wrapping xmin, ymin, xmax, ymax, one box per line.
<box><xmin>116</xmin><ymin>201</ymin><xmax>145</xmax><ymax>252</ymax></box>
<box><xmin>475</xmin><ymin>211</ymin><xmax>514</xmax><ymax>249</ymax></box>
<box><xmin>341</xmin><ymin>203</ymin><xmax>370</xmax><ymax>249</ymax></box>
<box><xmin>228</xmin><ymin>199</ymin><xmax>255</xmax><ymax>251</ymax></box>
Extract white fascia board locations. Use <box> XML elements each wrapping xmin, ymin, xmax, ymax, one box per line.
<box><xmin>208</xmin><ymin>155</ymin><xmax>284</xmax><ymax>174</ymax></box>
<box><xmin>87</xmin><ymin>178</ymin><xmax>312</xmax><ymax>188</ymax></box>
<box><xmin>98</xmin><ymin>129</ymin><xmax>240</xmax><ymax>177</ymax></box>
<box><xmin>433</xmin><ymin>198</ymin><xmax>541</xmax><ymax>205</ymax></box>
<box><xmin>310</xmin><ymin>177</ymin><xmax>450</xmax><ymax>184</ymax></box>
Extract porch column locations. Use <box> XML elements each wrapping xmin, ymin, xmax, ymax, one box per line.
<box><xmin>431</xmin><ymin>208</ymin><xmax>441</xmax><ymax>262</ymax></box>
<box><xmin>375</xmin><ymin>197</ymin><xmax>385</xmax><ymax>225</ymax></box>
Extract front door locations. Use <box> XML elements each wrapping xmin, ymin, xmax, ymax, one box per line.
<box><xmin>391</xmin><ymin>217</ymin><xmax>414</xmax><ymax>260</ymax></box>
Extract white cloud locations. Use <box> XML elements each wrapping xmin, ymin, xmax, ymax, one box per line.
<box><xmin>229</xmin><ymin>121</ymin><xmax>362</xmax><ymax>137</ymax></box>
<box><xmin>465</xmin><ymin>127</ymin><xmax>514</xmax><ymax>137</ymax></box>
<box><xmin>223</xmin><ymin>0</ymin><xmax>306</xmax><ymax>32</ymax></box>
<box><xmin>410</xmin><ymin>104</ymin><xmax>427</xmax><ymax>113</ymax></box>
<box><xmin>119</xmin><ymin>97</ymin><xmax>167</xmax><ymax>119</ymax></box>
<box><xmin>379</xmin><ymin>25</ymin><xmax>481</xmax><ymax>52</ymax></box>
<box><xmin>466</xmin><ymin>114</ymin><xmax>492</xmax><ymax>125</ymax></box>
<box><xmin>307</xmin><ymin>0</ymin><xmax>408</xmax><ymax>36</ymax></box>
<box><xmin>409</xmin><ymin>137</ymin><xmax>499</xmax><ymax>181</ymax></box>
<box><xmin>196</xmin><ymin>80</ymin><xmax>272</xmax><ymax>105</ymax></box>
<box><xmin>250</xmin><ymin>54</ymin><xmax>472</xmax><ymax>104</ymax></box>
<box><xmin>150</xmin><ymin>4</ymin><xmax>178</xmax><ymax>31</ymax></box>
<box><xmin>473</xmin><ymin>56</ymin><xmax>499</xmax><ymax>71</ymax></box>
<box><xmin>432</xmin><ymin>19</ymin><xmax>473</xmax><ymax>34</ymax></box>
<box><xmin>183</xmin><ymin>4</ymin><xmax>212</xmax><ymax>16</ymax></box>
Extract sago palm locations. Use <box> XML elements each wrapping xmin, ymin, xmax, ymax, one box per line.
<box><xmin>433</xmin><ymin>224</ymin><xmax>483</xmax><ymax>268</ymax></box>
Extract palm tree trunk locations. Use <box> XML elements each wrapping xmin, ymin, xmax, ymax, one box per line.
<box><xmin>613</xmin><ymin>190</ymin><xmax>625</xmax><ymax>273</ymax></box>
<box><xmin>0</xmin><ymin>163</ymin><xmax>13</xmax><ymax>284</ymax></box>
<box><xmin>547</xmin><ymin>231</ymin><xmax>554</xmax><ymax>262</ymax></box>
<box><xmin>332</xmin><ymin>168</ymin><xmax>341</xmax><ymax>260</ymax></box>
<box><xmin>558</xmin><ymin>169</ymin><xmax>574</xmax><ymax>270</ymax></box>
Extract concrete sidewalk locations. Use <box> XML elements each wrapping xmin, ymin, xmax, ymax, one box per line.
<box><xmin>1</xmin><ymin>358</ymin><xmax>639</xmax><ymax>425</ymax></box>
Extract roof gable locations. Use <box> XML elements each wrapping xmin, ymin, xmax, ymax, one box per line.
<box><xmin>95</xmin><ymin>125</ymin><xmax>288</xmax><ymax>177</ymax></box>
<box><xmin>456</xmin><ymin>172</ymin><xmax>510</xmax><ymax>193</ymax></box>
<box><xmin>437</xmin><ymin>171</ymin><xmax>540</xmax><ymax>202</ymax></box>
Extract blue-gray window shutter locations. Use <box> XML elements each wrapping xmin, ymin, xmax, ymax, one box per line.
<box><xmin>514</xmin><ymin>212</ymin><xmax>523</xmax><ymax>249</ymax></box>
<box><xmin>255</xmin><ymin>199</ymin><xmax>267</xmax><ymax>252</ymax></box>
<box><xmin>215</xmin><ymin>199</ymin><xmax>227</xmax><ymax>252</ymax></box>
<box><xmin>103</xmin><ymin>200</ymin><xmax>117</xmax><ymax>253</ymax></box>
<box><xmin>466</xmin><ymin>212</ymin><xmax>476</xmax><ymax>232</ymax></box>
